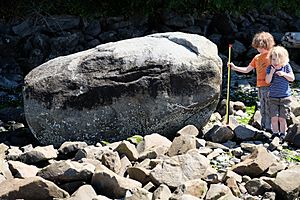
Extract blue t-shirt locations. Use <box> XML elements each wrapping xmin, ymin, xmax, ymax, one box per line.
<box><xmin>266</xmin><ymin>63</ymin><xmax>293</xmax><ymax>98</ymax></box>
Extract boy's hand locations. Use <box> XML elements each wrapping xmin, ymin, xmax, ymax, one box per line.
<box><xmin>270</xmin><ymin>66</ymin><xmax>276</xmax><ymax>74</ymax></box>
<box><xmin>276</xmin><ymin>71</ymin><xmax>285</xmax><ymax>76</ymax></box>
<box><xmin>229</xmin><ymin>62</ymin><xmax>236</xmax><ymax>69</ymax></box>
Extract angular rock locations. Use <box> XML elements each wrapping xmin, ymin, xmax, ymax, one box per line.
<box><xmin>177</xmin><ymin>194</ymin><xmax>202</xmax><ymax>200</ymax></box>
<box><xmin>290</xmin><ymin>96</ymin><xmax>300</xmax><ymax>117</ymax></box>
<box><xmin>6</xmin><ymin>146</ymin><xmax>23</xmax><ymax>161</ymax></box>
<box><xmin>137</xmin><ymin>133</ymin><xmax>172</xmax><ymax>153</ymax></box>
<box><xmin>285</xmin><ymin>123</ymin><xmax>300</xmax><ymax>148</ymax></box>
<box><xmin>231</xmin><ymin>146</ymin><xmax>276</xmax><ymax>177</ymax></box>
<box><xmin>226</xmin><ymin>177</ymin><xmax>241</xmax><ymax>197</ymax></box>
<box><xmin>267</xmin><ymin>165</ymin><xmax>300</xmax><ymax>200</ymax></box>
<box><xmin>19</xmin><ymin>145</ymin><xmax>57</xmax><ymax>164</ymax></box>
<box><xmin>67</xmin><ymin>184</ymin><xmax>97</xmax><ymax>200</ymax></box>
<box><xmin>245</xmin><ymin>178</ymin><xmax>272</xmax><ymax>196</ymax></box>
<box><xmin>171</xmin><ymin>179</ymin><xmax>207</xmax><ymax>199</ymax></box>
<box><xmin>205</xmin><ymin>183</ymin><xmax>233</xmax><ymax>200</ymax></box>
<box><xmin>177</xmin><ymin>125</ymin><xmax>199</xmax><ymax>136</ymax></box>
<box><xmin>143</xmin><ymin>182</ymin><xmax>156</xmax><ymax>191</ymax></box>
<box><xmin>37</xmin><ymin>160</ymin><xmax>95</xmax><ymax>183</ymax></box>
<box><xmin>167</xmin><ymin>135</ymin><xmax>198</xmax><ymax>156</ymax></box>
<box><xmin>44</xmin><ymin>16</ymin><xmax>81</xmax><ymax>32</ymax></box>
<box><xmin>262</xmin><ymin>192</ymin><xmax>276</xmax><ymax>200</ymax></box>
<box><xmin>204</xmin><ymin>124</ymin><xmax>234</xmax><ymax>143</ymax></box>
<box><xmin>127</xmin><ymin>166</ymin><xmax>151</xmax><ymax>185</ymax></box>
<box><xmin>8</xmin><ymin>160</ymin><xmax>39</xmax><ymax>178</ymax></box>
<box><xmin>138</xmin><ymin>145</ymin><xmax>169</xmax><ymax>160</ymax></box>
<box><xmin>92</xmin><ymin>195</ymin><xmax>112</xmax><ymax>200</ymax></box>
<box><xmin>91</xmin><ymin>164</ymin><xmax>142</xmax><ymax>199</ymax></box>
<box><xmin>266</xmin><ymin>162</ymin><xmax>287</xmax><ymax>177</ymax></box>
<box><xmin>59</xmin><ymin>180</ymin><xmax>86</xmax><ymax>195</ymax></box>
<box><xmin>73</xmin><ymin>145</ymin><xmax>105</xmax><ymax>160</ymax></box>
<box><xmin>0</xmin><ymin>176</ymin><xmax>69</xmax><ymax>200</ymax></box>
<box><xmin>118</xmin><ymin>155</ymin><xmax>132</xmax><ymax>176</ymax></box>
<box><xmin>137</xmin><ymin>133</ymin><xmax>171</xmax><ymax>160</ymax></box>
<box><xmin>101</xmin><ymin>150</ymin><xmax>121</xmax><ymax>173</ymax></box>
<box><xmin>58</xmin><ymin>141</ymin><xmax>88</xmax><ymax>154</ymax></box>
<box><xmin>0</xmin><ymin>143</ymin><xmax>9</xmax><ymax>159</ymax></box>
<box><xmin>281</xmin><ymin>32</ymin><xmax>300</xmax><ymax>48</ymax></box>
<box><xmin>234</xmin><ymin>125</ymin><xmax>258</xmax><ymax>141</ymax></box>
<box><xmin>0</xmin><ymin>160</ymin><xmax>13</xmax><ymax>180</ymax></box>
<box><xmin>12</xmin><ymin>21</ymin><xmax>33</xmax><ymax>38</ymax></box>
<box><xmin>115</xmin><ymin>141</ymin><xmax>139</xmax><ymax>161</ymax></box>
<box><xmin>124</xmin><ymin>187</ymin><xmax>152</xmax><ymax>200</ymax></box>
<box><xmin>150</xmin><ymin>149</ymin><xmax>212</xmax><ymax>189</ymax></box>
<box><xmin>223</xmin><ymin>170</ymin><xmax>242</xmax><ymax>183</ymax></box>
<box><xmin>152</xmin><ymin>184</ymin><xmax>172</xmax><ymax>200</ymax></box>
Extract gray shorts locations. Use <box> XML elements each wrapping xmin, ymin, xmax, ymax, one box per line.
<box><xmin>269</xmin><ymin>97</ymin><xmax>292</xmax><ymax>119</ymax></box>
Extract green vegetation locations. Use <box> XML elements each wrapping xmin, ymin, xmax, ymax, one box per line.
<box><xmin>1</xmin><ymin>0</ymin><xmax>300</xmax><ymax>21</ymax></box>
<box><xmin>292</xmin><ymin>80</ymin><xmax>300</xmax><ymax>89</ymax></box>
<box><xmin>206</xmin><ymin>0</ymin><xmax>300</xmax><ymax>15</ymax></box>
<box><xmin>100</xmin><ymin>140</ymin><xmax>110</xmax><ymax>145</ymax></box>
<box><xmin>291</xmin><ymin>81</ymin><xmax>300</xmax><ymax>97</ymax></box>
<box><xmin>232</xmin><ymin>89</ymin><xmax>258</xmax><ymax>106</ymax></box>
<box><xmin>127</xmin><ymin>135</ymin><xmax>143</xmax><ymax>144</ymax></box>
<box><xmin>237</xmin><ymin>105</ymin><xmax>256</xmax><ymax>125</ymax></box>
<box><xmin>100</xmin><ymin>135</ymin><xmax>143</xmax><ymax>146</ymax></box>
<box><xmin>282</xmin><ymin>149</ymin><xmax>300</xmax><ymax>163</ymax></box>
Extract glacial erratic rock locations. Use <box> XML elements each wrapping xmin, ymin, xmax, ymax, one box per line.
<box><xmin>23</xmin><ymin>32</ymin><xmax>222</xmax><ymax>147</ymax></box>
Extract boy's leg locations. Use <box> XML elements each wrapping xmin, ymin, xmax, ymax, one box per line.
<box><xmin>258</xmin><ymin>87</ymin><xmax>271</xmax><ymax>130</ymax></box>
<box><xmin>278</xmin><ymin>96</ymin><xmax>292</xmax><ymax>135</ymax></box>
<box><xmin>278</xmin><ymin>117</ymin><xmax>287</xmax><ymax>134</ymax></box>
<box><xmin>271</xmin><ymin>116</ymin><xmax>279</xmax><ymax>133</ymax></box>
<box><xmin>269</xmin><ymin>97</ymin><xmax>279</xmax><ymax>134</ymax></box>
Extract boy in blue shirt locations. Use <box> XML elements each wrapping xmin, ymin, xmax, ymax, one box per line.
<box><xmin>266</xmin><ymin>46</ymin><xmax>295</xmax><ymax>140</ymax></box>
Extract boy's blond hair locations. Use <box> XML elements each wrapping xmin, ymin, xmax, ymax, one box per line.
<box><xmin>251</xmin><ymin>32</ymin><xmax>275</xmax><ymax>50</ymax></box>
<box><xmin>268</xmin><ymin>46</ymin><xmax>290</xmax><ymax>66</ymax></box>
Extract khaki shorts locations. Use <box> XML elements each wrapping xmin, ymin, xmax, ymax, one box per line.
<box><xmin>269</xmin><ymin>97</ymin><xmax>292</xmax><ymax>119</ymax></box>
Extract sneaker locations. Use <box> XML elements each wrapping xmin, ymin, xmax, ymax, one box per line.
<box><xmin>271</xmin><ymin>132</ymin><xmax>280</xmax><ymax>139</ymax></box>
<box><xmin>265</xmin><ymin>128</ymin><xmax>273</xmax><ymax>133</ymax></box>
<box><xmin>279</xmin><ymin>132</ymin><xmax>286</xmax><ymax>143</ymax></box>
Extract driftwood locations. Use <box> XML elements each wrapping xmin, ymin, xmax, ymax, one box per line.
<box><xmin>282</xmin><ymin>32</ymin><xmax>300</xmax><ymax>48</ymax></box>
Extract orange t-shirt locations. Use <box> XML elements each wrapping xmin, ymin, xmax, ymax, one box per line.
<box><xmin>249</xmin><ymin>52</ymin><xmax>271</xmax><ymax>87</ymax></box>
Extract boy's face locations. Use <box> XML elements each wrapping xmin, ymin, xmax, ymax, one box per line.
<box><xmin>257</xmin><ymin>47</ymin><xmax>268</xmax><ymax>53</ymax></box>
<box><xmin>271</xmin><ymin>56</ymin><xmax>281</xmax><ymax>68</ymax></box>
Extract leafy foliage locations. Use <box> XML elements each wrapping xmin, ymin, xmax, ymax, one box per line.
<box><xmin>282</xmin><ymin>149</ymin><xmax>300</xmax><ymax>163</ymax></box>
<box><xmin>237</xmin><ymin>105</ymin><xmax>256</xmax><ymax>125</ymax></box>
<box><xmin>127</xmin><ymin>135</ymin><xmax>143</xmax><ymax>144</ymax></box>
<box><xmin>232</xmin><ymin>88</ymin><xmax>258</xmax><ymax>106</ymax></box>
<box><xmin>101</xmin><ymin>140</ymin><xmax>110</xmax><ymax>145</ymax></box>
<box><xmin>1</xmin><ymin>0</ymin><xmax>300</xmax><ymax>21</ymax></box>
<box><xmin>291</xmin><ymin>80</ymin><xmax>300</xmax><ymax>88</ymax></box>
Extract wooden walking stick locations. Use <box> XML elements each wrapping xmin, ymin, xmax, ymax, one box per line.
<box><xmin>225</xmin><ymin>44</ymin><xmax>232</xmax><ymax>125</ymax></box>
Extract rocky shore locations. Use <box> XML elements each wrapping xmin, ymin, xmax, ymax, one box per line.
<box><xmin>1</xmin><ymin>8</ymin><xmax>300</xmax><ymax>200</ymax></box>
<box><xmin>1</xmin><ymin>115</ymin><xmax>300</xmax><ymax>199</ymax></box>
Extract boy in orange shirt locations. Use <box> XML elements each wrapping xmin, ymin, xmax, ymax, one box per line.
<box><xmin>230</xmin><ymin>32</ymin><xmax>275</xmax><ymax>131</ymax></box>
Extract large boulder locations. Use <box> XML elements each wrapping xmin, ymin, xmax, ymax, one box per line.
<box><xmin>23</xmin><ymin>32</ymin><xmax>222</xmax><ymax>147</ymax></box>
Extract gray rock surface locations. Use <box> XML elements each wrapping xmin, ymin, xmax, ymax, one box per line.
<box><xmin>23</xmin><ymin>32</ymin><xmax>222</xmax><ymax>147</ymax></box>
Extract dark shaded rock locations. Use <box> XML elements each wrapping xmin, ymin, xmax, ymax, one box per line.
<box><xmin>285</xmin><ymin>123</ymin><xmax>300</xmax><ymax>148</ymax></box>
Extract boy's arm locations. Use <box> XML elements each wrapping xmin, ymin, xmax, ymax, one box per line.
<box><xmin>266</xmin><ymin>66</ymin><xmax>275</xmax><ymax>84</ymax></box>
<box><xmin>276</xmin><ymin>70</ymin><xmax>295</xmax><ymax>82</ymax></box>
<box><xmin>229</xmin><ymin>62</ymin><xmax>254</xmax><ymax>73</ymax></box>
